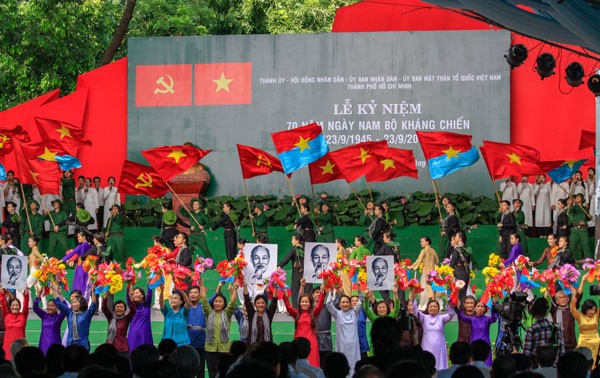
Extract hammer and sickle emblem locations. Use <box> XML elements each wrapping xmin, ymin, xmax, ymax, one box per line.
<box><xmin>134</xmin><ymin>173</ymin><xmax>153</xmax><ymax>189</ymax></box>
<box><xmin>256</xmin><ymin>154</ymin><xmax>272</xmax><ymax>167</ymax></box>
<box><xmin>153</xmin><ymin>75</ymin><xmax>175</xmax><ymax>95</ymax></box>
<box><xmin>0</xmin><ymin>133</ymin><xmax>10</xmax><ymax>149</ymax></box>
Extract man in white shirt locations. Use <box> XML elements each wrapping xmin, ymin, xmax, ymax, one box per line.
<box><xmin>102</xmin><ymin>176</ymin><xmax>120</xmax><ymax>228</ymax></box>
<box><xmin>78</xmin><ymin>178</ymin><xmax>98</xmax><ymax>232</ymax></box>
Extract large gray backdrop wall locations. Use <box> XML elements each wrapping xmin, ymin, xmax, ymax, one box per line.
<box><xmin>128</xmin><ymin>30</ymin><xmax>510</xmax><ymax>196</ymax></box>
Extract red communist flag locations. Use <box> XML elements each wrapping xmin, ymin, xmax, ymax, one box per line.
<box><xmin>236</xmin><ymin>144</ymin><xmax>283</xmax><ymax>179</ymax></box>
<box><xmin>141</xmin><ymin>144</ymin><xmax>212</xmax><ymax>181</ymax></box>
<box><xmin>34</xmin><ymin>88</ymin><xmax>91</xmax><ymax>153</ymax></box>
<box><xmin>308</xmin><ymin>153</ymin><xmax>345</xmax><ymax>184</ymax></box>
<box><xmin>195</xmin><ymin>62</ymin><xmax>252</xmax><ymax>105</ymax></box>
<box><xmin>119</xmin><ymin>160</ymin><xmax>169</xmax><ymax>197</ymax></box>
<box><xmin>366</xmin><ymin>148</ymin><xmax>418</xmax><ymax>182</ymax></box>
<box><xmin>136</xmin><ymin>64</ymin><xmax>193</xmax><ymax>107</ymax></box>
<box><xmin>329</xmin><ymin>140</ymin><xmax>389</xmax><ymax>182</ymax></box>
<box><xmin>480</xmin><ymin>140</ymin><xmax>542</xmax><ymax>180</ymax></box>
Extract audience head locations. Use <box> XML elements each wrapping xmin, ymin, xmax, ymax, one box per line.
<box><xmin>535</xmin><ymin>345</ymin><xmax>557</xmax><ymax>368</ymax></box>
<box><xmin>293</xmin><ymin>337</ymin><xmax>311</xmax><ymax>360</ymax></box>
<box><xmin>421</xmin><ymin>350</ymin><xmax>437</xmax><ymax>377</ymax></box>
<box><xmin>46</xmin><ymin>344</ymin><xmax>66</xmax><ymax>377</ymax></box>
<box><xmin>230</xmin><ymin>340</ymin><xmax>247</xmax><ymax>359</ymax></box>
<box><xmin>557</xmin><ymin>351</ymin><xmax>589</xmax><ymax>378</ymax></box>
<box><xmin>512</xmin><ymin>353</ymin><xmax>532</xmax><ymax>372</ymax></box>
<box><xmin>353</xmin><ymin>365</ymin><xmax>384</xmax><ymax>378</ymax></box>
<box><xmin>140</xmin><ymin>360</ymin><xmax>177</xmax><ymax>378</ymax></box>
<box><xmin>370</xmin><ymin>317</ymin><xmax>402</xmax><ymax>356</ymax></box>
<box><xmin>9</xmin><ymin>338</ymin><xmax>29</xmax><ymax>360</ymax></box>
<box><xmin>250</xmin><ymin>342</ymin><xmax>282</xmax><ymax>377</ymax></box>
<box><xmin>324</xmin><ymin>352</ymin><xmax>350</xmax><ymax>378</ymax></box>
<box><xmin>158</xmin><ymin>339</ymin><xmax>178</xmax><ymax>359</ymax></box>
<box><xmin>449</xmin><ymin>341</ymin><xmax>471</xmax><ymax>365</ymax></box>
<box><xmin>14</xmin><ymin>346</ymin><xmax>45</xmax><ymax>377</ymax></box>
<box><xmin>386</xmin><ymin>360</ymin><xmax>429</xmax><ymax>378</ymax></box>
<box><xmin>471</xmin><ymin>340</ymin><xmax>491</xmax><ymax>363</ymax></box>
<box><xmin>228</xmin><ymin>360</ymin><xmax>277</xmax><ymax>378</ymax></box>
<box><xmin>491</xmin><ymin>355</ymin><xmax>517</xmax><ymax>378</ymax></box>
<box><xmin>451</xmin><ymin>365</ymin><xmax>484</xmax><ymax>378</ymax></box>
<box><xmin>169</xmin><ymin>346</ymin><xmax>200</xmax><ymax>378</ymax></box>
<box><xmin>131</xmin><ymin>344</ymin><xmax>160</xmax><ymax>376</ymax></box>
<box><xmin>62</xmin><ymin>344</ymin><xmax>90</xmax><ymax>373</ymax></box>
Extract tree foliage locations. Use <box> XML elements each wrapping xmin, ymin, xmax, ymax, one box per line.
<box><xmin>0</xmin><ymin>0</ymin><xmax>357</xmax><ymax>111</ymax></box>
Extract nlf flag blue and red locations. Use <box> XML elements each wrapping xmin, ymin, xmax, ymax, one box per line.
<box><xmin>416</xmin><ymin>131</ymin><xmax>479</xmax><ymax>179</ymax></box>
<box><xmin>271</xmin><ymin>123</ymin><xmax>329</xmax><ymax>174</ymax></box>
<box><xmin>537</xmin><ymin>148</ymin><xmax>592</xmax><ymax>183</ymax></box>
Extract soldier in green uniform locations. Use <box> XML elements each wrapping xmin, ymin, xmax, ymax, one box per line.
<box><xmin>316</xmin><ymin>202</ymin><xmax>335</xmax><ymax>242</ymax></box>
<box><xmin>359</xmin><ymin>200</ymin><xmax>375</xmax><ymax>249</ymax></box>
<box><xmin>569</xmin><ymin>193</ymin><xmax>593</xmax><ymax>260</ymax></box>
<box><xmin>105</xmin><ymin>204</ymin><xmax>126</xmax><ymax>263</ymax></box>
<box><xmin>249</xmin><ymin>204</ymin><xmax>269</xmax><ymax>244</ymax></box>
<box><xmin>21</xmin><ymin>184</ymin><xmax>34</xmax><ymax>202</ymax></box>
<box><xmin>180</xmin><ymin>198</ymin><xmax>212</xmax><ymax>259</ymax></box>
<box><xmin>512</xmin><ymin>199</ymin><xmax>529</xmax><ymax>256</ymax></box>
<box><xmin>61</xmin><ymin>170</ymin><xmax>76</xmax><ymax>217</ymax></box>
<box><xmin>20</xmin><ymin>200</ymin><xmax>44</xmax><ymax>254</ymax></box>
<box><xmin>44</xmin><ymin>199</ymin><xmax>68</xmax><ymax>258</ymax></box>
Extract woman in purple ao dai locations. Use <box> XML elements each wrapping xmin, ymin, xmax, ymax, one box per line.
<box><xmin>61</xmin><ymin>231</ymin><xmax>92</xmax><ymax>294</ymax></box>
<box><xmin>410</xmin><ymin>295</ymin><xmax>454</xmax><ymax>370</ymax></box>
<box><xmin>455</xmin><ymin>300</ymin><xmax>498</xmax><ymax>365</ymax></box>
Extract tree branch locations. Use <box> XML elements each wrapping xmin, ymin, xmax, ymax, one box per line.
<box><xmin>100</xmin><ymin>0</ymin><xmax>136</xmax><ymax>66</ymax></box>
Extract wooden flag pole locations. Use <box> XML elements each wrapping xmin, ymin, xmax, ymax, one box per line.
<box><xmin>490</xmin><ymin>179</ymin><xmax>502</xmax><ymax>207</ymax></box>
<box><xmin>164</xmin><ymin>181</ymin><xmax>205</xmax><ymax>233</ymax></box>
<box><xmin>558</xmin><ymin>183</ymin><xmax>593</xmax><ymax>218</ymax></box>
<box><xmin>308</xmin><ymin>175</ymin><xmax>321</xmax><ymax>228</ymax></box>
<box><xmin>19</xmin><ymin>183</ymin><xmax>33</xmax><ymax>234</ymax></box>
<box><xmin>431</xmin><ymin>179</ymin><xmax>444</xmax><ymax>224</ymax></box>
<box><xmin>242</xmin><ymin>179</ymin><xmax>256</xmax><ymax>235</ymax></box>
<box><xmin>349</xmin><ymin>182</ymin><xmax>373</xmax><ymax>222</ymax></box>
<box><xmin>285</xmin><ymin>176</ymin><xmax>302</xmax><ymax>216</ymax></box>
<box><xmin>366</xmin><ymin>181</ymin><xmax>374</xmax><ymax>202</ymax></box>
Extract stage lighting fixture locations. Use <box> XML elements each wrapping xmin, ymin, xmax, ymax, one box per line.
<box><xmin>535</xmin><ymin>53</ymin><xmax>556</xmax><ymax>79</ymax></box>
<box><xmin>504</xmin><ymin>44</ymin><xmax>528</xmax><ymax>68</ymax></box>
<box><xmin>565</xmin><ymin>62</ymin><xmax>584</xmax><ymax>87</ymax></box>
<box><xmin>588</xmin><ymin>74</ymin><xmax>600</xmax><ymax>96</ymax></box>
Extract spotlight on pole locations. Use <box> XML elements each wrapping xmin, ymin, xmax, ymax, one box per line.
<box><xmin>588</xmin><ymin>74</ymin><xmax>600</xmax><ymax>96</ymax></box>
<box><xmin>565</xmin><ymin>62</ymin><xmax>585</xmax><ymax>87</ymax></box>
<box><xmin>535</xmin><ymin>53</ymin><xmax>556</xmax><ymax>79</ymax></box>
<box><xmin>504</xmin><ymin>44</ymin><xmax>528</xmax><ymax>68</ymax></box>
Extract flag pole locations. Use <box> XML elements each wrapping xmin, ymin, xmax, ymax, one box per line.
<box><xmin>431</xmin><ymin>179</ymin><xmax>444</xmax><ymax>223</ymax></box>
<box><xmin>242</xmin><ymin>179</ymin><xmax>256</xmax><ymax>235</ymax></box>
<box><xmin>349</xmin><ymin>182</ymin><xmax>373</xmax><ymax>222</ymax></box>
<box><xmin>557</xmin><ymin>183</ymin><xmax>593</xmax><ymax>218</ymax></box>
<box><xmin>285</xmin><ymin>176</ymin><xmax>302</xmax><ymax>216</ymax></box>
<box><xmin>490</xmin><ymin>179</ymin><xmax>502</xmax><ymax>207</ymax></box>
<box><xmin>366</xmin><ymin>181</ymin><xmax>374</xmax><ymax>202</ymax></box>
<box><xmin>164</xmin><ymin>181</ymin><xmax>204</xmax><ymax>232</ymax></box>
<box><xmin>309</xmin><ymin>176</ymin><xmax>321</xmax><ymax>228</ymax></box>
<box><xmin>19</xmin><ymin>183</ymin><xmax>33</xmax><ymax>234</ymax></box>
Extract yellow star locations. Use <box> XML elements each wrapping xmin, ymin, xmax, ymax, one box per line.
<box><xmin>30</xmin><ymin>171</ymin><xmax>39</xmax><ymax>183</ymax></box>
<box><xmin>357</xmin><ymin>148</ymin><xmax>372</xmax><ymax>164</ymax></box>
<box><xmin>294</xmin><ymin>136</ymin><xmax>311</xmax><ymax>153</ymax></box>
<box><xmin>506</xmin><ymin>152</ymin><xmax>522</xmax><ymax>165</ymax></box>
<box><xmin>442</xmin><ymin>146</ymin><xmax>460</xmax><ymax>160</ymax></box>
<box><xmin>562</xmin><ymin>160</ymin><xmax>578</xmax><ymax>169</ymax></box>
<box><xmin>56</xmin><ymin>124</ymin><xmax>72</xmax><ymax>139</ymax></box>
<box><xmin>0</xmin><ymin>134</ymin><xmax>9</xmax><ymax>149</ymax></box>
<box><xmin>380</xmin><ymin>158</ymin><xmax>396</xmax><ymax>171</ymax></box>
<box><xmin>38</xmin><ymin>147</ymin><xmax>57</xmax><ymax>161</ymax></box>
<box><xmin>167</xmin><ymin>149</ymin><xmax>187</xmax><ymax>164</ymax></box>
<box><xmin>320</xmin><ymin>160</ymin><xmax>336</xmax><ymax>175</ymax></box>
<box><xmin>213</xmin><ymin>72</ymin><xmax>233</xmax><ymax>93</ymax></box>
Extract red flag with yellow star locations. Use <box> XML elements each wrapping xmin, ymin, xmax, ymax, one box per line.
<box><xmin>236</xmin><ymin>144</ymin><xmax>283</xmax><ymax>179</ymax></box>
<box><xmin>0</xmin><ymin>126</ymin><xmax>30</xmax><ymax>156</ymax></box>
<box><xmin>480</xmin><ymin>140</ymin><xmax>542</xmax><ymax>180</ymax></box>
<box><xmin>141</xmin><ymin>144</ymin><xmax>212</xmax><ymax>181</ymax></box>
<box><xmin>308</xmin><ymin>153</ymin><xmax>345</xmax><ymax>184</ymax></box>
<box><xmin>366</xmin><ymin>148</ymin><xmax>418</xmax><ymax>182</ymax></box>
<box><xmin>328</xmin><ymin>141</ymin><xmax>389</xmax><ymax>182</ymax></box>
<box><xmin>119</xmin><ymin>160</ymin><xmax>170</xmax><ymax>197</ymax></box>
<box><xmin>12</xmin><ymin>142</ymin><xmax>60</xmax><ymax>192</ymax></box>
<box><xmin>195</xmin><ymin>63</ymin><xmax>252</xmax><ymax>106</ymax></box>
<box><xmin>18</xmin><ymin>140</ymin><xmax>70</xmax><ymax>162</ymax></box>
<box><xmin>34</xmin><ymin>88</ymin><xmax>92</xmax><ymax>154</ymax></box>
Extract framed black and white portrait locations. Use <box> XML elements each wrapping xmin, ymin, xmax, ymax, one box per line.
<box><xmin>303</xmin><ymin>242</ymin><xmax>336</xmax><ymax>284</ymax></box>
<box><xmin>243</xmin><ymin>243</ymin><xmax>278</xmax><ymax>286</ymax></box>
<box><xmin>366</xmin><ymin>255</ymin><xmax>394</xmax><ymax>291</ymax></box>
<box><xmin>1</xmin><ymin>255</ymin><xmax>28</xmax><ymax>290</ymax></box>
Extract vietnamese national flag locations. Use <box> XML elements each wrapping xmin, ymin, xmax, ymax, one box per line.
<box><xmin>135</xmin><ymin>64</ymin><xmax>193</xmax><ymax>107</ymax></box>
<box><xmin>141</xmin><ymin>144</ymin><xmax>212</xmax><ymax>181</ymax></box>
<box><xmin>34</xmin><ymin>88</ymin><xmax>92</xmax><ymax>153</ymax></box>
<box><xmin>19</xmin><ymin>140</ymin><xmax>70</xmax><ymax>162</ymax></box>
<box><xmin>537</xmin><ymin>148</ymin><xmax>593</xmax><ymax>183</ymax></box>
<box><xmin>416</xmin><ymin>131</ymin><xmax>479</xmax><ymax>180</ymax></box>
<box><xmin>0</xmin><ymin>126</ymin><xmax>30</xmax><ymax>156</ymax></box>
<box><xmin>194</xmin><ymin>62</ymin><xmax>252</xmax><ymax>106</ymax></box>
<box><xmin>236</xmin><ymin>144</ymin><xmax>283</xmax><ymax>179</ymax></box>
<box><xmin>13</xmin><ymin>142</ymin><xmax>61</xmax><ymax>192</ymax></box>
<box><xmin>366</xmin><ymin>148</ymin><xmax>418</xmax><ymax>182</ymax></box>
<box><xmin>328</xmin><ymin>140</ymin><xmax>389</xmax><ymax>182</ymax></box>
<box><xmin>480</xmin><ymin>140</ymin><xmax>542</xmax><ymax>180</ymax></box>
<box><xmin>119</xmin><ymin>160</ymin><xmax>170</xmax><ymax>197</ymax></box>
<box><xmin>308</xmin><ymin>153</ymin><xmax>345</xmax><ymax>184</ymax></box>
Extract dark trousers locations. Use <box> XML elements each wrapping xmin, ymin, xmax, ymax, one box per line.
<box><xmin>97</xmin><ymin>205</ymin><xmax>104</xmax><ymax>230</ymax></box>
<box><xmin>224</xmin><ymin>231</ymin><xmax>237</xmax><ymax>260</ymax></box>
<box><xmin>499</xmin><ymin>232</ymin><xmax>511</xmax><ymax>259</ymax></box>
<box><xmin>454</xmin><ymin>266</ymin><xmax>469</xmax><ymax>303</ymax></box>
<box><xmin>206</xmin><ymin>351</ymin><xmax>225</xmax><ymax>378</ymax></box>
<box><xmin>194</xmin><ymin>347</ymin><xmax>206</xmax><ymax>378</ymax></box>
